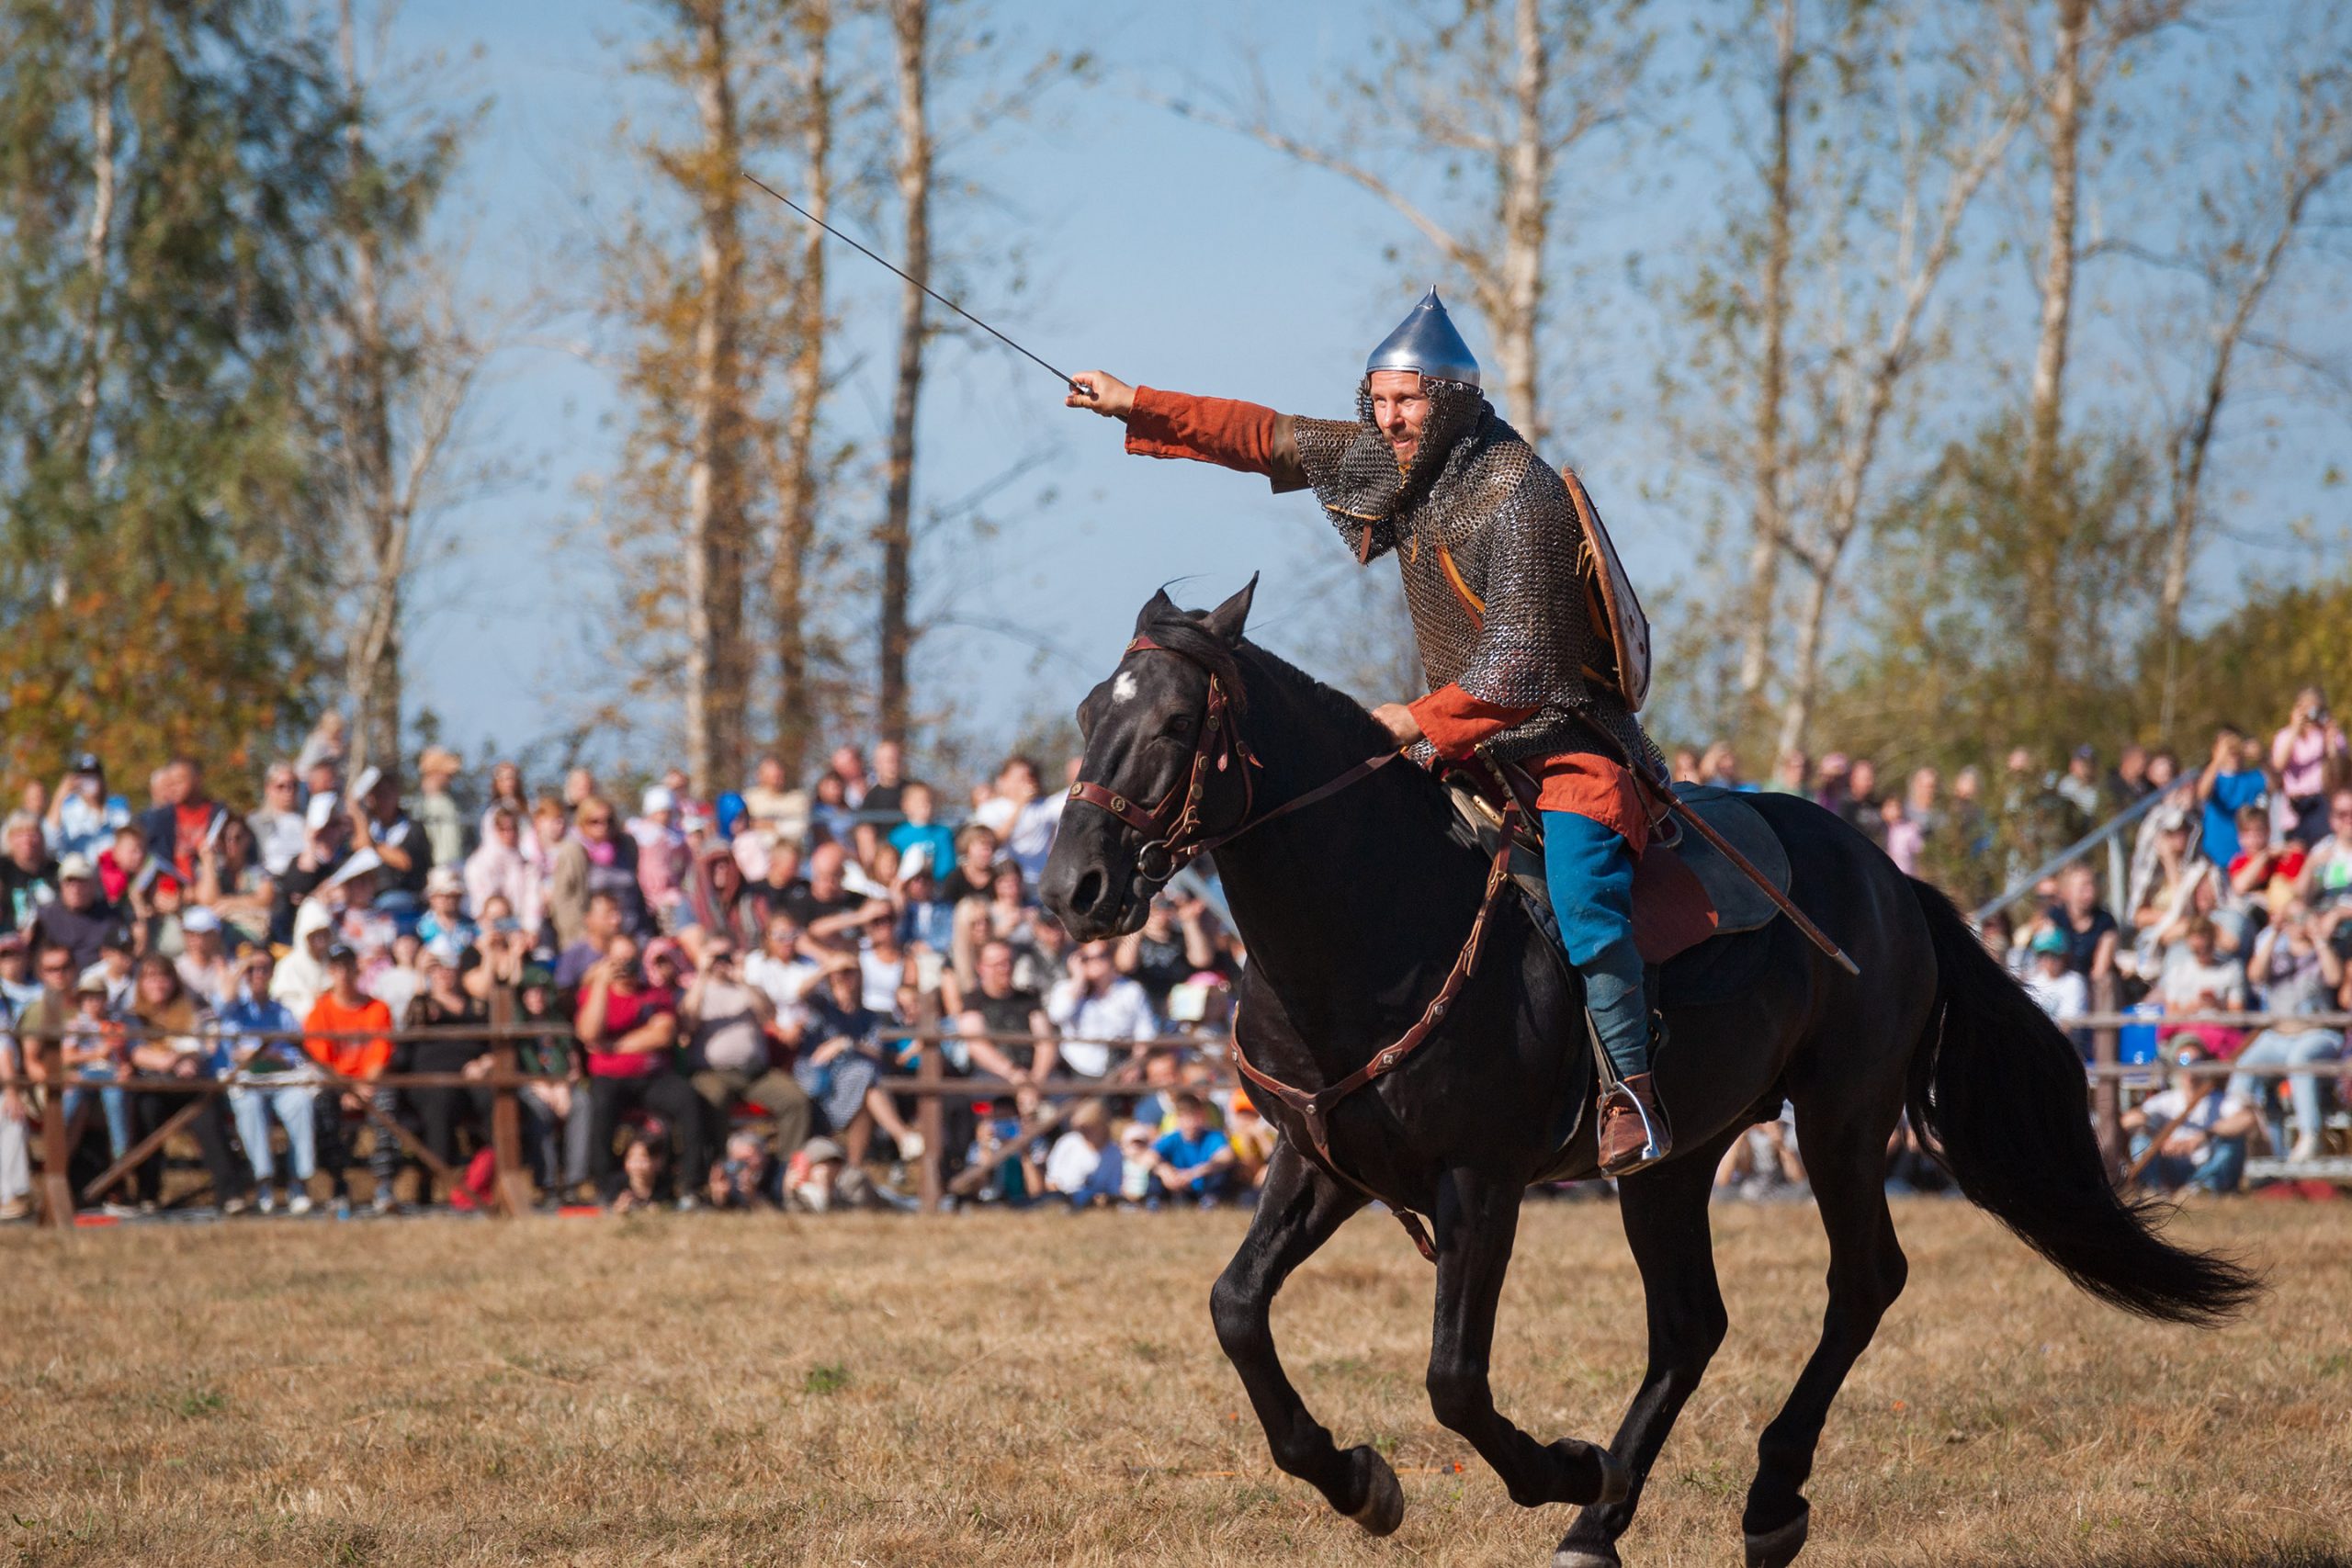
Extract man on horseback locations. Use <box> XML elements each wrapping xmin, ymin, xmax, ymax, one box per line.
<box><xmin>1066</xmin><ymin>288</ymin><xmax>1674</xmax><ymax>1174</ymax></box>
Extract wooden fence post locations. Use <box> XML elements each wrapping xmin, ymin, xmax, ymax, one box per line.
<box><xmin>37</xmin><ymin>1033</ymin><xmax>72</xmax><ymax>1228</ymax></box>
<box><xmin>2091</xmin><ymin>973</ymin><xmax>2122</xmax><ymax>1171</ymax></box>
<box><xmin>916</xmin><ymin>993</ymin><xmax>944</xmax><ymax>1214</ymax></box>
<box><xmin>486</xmin><ymin>984</ymin><xmax>535</xmax><ymax>1218</ymax></box>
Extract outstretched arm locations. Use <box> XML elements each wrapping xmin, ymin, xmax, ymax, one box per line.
<box><xmin>1068</xmin><ymin>371</ymin><xmax>1308</xmax><ymax>492</ymax></box>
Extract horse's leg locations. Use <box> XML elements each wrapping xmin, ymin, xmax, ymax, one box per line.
<box><xmin>1555</xmin><ymin>1126</ymin><xmax>1742</xmax><ymax>1568</ymax></box>
<box><xmin>1738</xmin><ymin>1100</ymin><xmax>1910</xmax><ymax>1568</ymax></box>
<box><xmin>1425</xmin><ymin>1165</ymin><xmax>1628</xmax><ymax>1509</ymax></box>
<box><xmin>1208</xmin><ymin>1143</ymin><xmax>1392</xmax><ymax>1532</ymax></box>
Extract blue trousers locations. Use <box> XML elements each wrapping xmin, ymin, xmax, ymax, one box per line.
<box><xmin>1543</xmin><ymin>811</ymin><xmax>1648</xmax><ymax>1078</ymax></box>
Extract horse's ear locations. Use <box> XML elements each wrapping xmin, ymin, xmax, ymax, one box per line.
<box><xmin>1135</xmin><ymin>587</ymin><xmax>1179</xmax><ymax>637</ymax></box>
<box><xmin>1204</xmin><ymin>573</ymin><xmax>1259</xmax><ymax>647</ymax></box>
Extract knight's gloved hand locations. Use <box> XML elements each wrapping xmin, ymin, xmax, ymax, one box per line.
<box><xmin>1370</xmin><ymin>703</ymin><xmax>1424</xmax><ymax>749</ymax></box>
<box><xmin>1065</xmin><ymin>371</ymin><xmax>1135</xmax><ymax>419</ymax></box>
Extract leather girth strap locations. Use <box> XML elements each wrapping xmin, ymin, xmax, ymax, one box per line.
<box><xmin>1228</xmin><ymin>791</ymin><xmax>1525</xmax><ymax>1265</ymax></box>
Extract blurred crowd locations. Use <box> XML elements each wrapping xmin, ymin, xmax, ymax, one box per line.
<box><xmin>5</xmin><ymin>682</ymin><xmax>2347</xmax><ymax>1223</ymax></box>
<box><xmin>0</xmin><ymin>718</ymin><xmax>1265</xmax><ymax>1221</ymax></box>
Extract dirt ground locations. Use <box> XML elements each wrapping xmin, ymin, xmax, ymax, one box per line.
<box><xmin>3</xmin><ymin>1196</ymin><xmax>2348</xmax><ymax>1567</ymax></box>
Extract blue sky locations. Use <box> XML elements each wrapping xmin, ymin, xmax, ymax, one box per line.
<box><xmin>384</xmin><ymin>0</ymin><xmax>2348</xmax><ymax>771</ymax></box>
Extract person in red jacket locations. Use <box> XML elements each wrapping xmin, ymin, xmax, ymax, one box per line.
<box><xmin>1065</xmin><ymin>289</ymin><xmax>1674</xmax><ymax>1172</ymax></box>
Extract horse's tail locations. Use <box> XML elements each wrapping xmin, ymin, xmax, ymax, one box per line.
<box><xmin>1904</xmin><ymin>876</ymin><xmax>2259</xmax><ymax>1325</ymax></box>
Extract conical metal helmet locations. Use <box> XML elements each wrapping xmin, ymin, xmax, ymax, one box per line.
<box><xmin>1365</xmin><ymin>287</ymin><xmax>1480</xmax><ymax>389</ymax></box>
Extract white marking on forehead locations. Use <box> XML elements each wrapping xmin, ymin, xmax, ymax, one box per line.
<box><xmin>1111</xmin><ymin>670</ymin><xmax>1140</xmax><ymax>705</ymax></box>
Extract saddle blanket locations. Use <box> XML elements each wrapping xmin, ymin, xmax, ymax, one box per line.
<box><xmin>1446</xmin><ymin>781</ymin><xmax>1790</xmax><ymax>966</ymax></box>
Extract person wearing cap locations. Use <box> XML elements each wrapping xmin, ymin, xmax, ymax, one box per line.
<box><xmin>28</xmin><ymin>853</ymin><xmax>120</xmax><ymax>976</ymax></box>
<box><xmin>174</xmin><ymin>905</ymin><xmax>236</xmax><ymax>1011</ymax></box>
<box><xmin>628</xmin><ymin>785</ymin><xmax>690</xmax><ymax>927</ymax></box>
<box><xmin>415</xmin><ymin>865</ymin><xmax>476</xmax><ymax>968</ymax></box>
<box><xmin>413</xmin><ymin>747</ymin><xmax>469</xmax><ymax>872</ymax></box>
<box><xmin>2020</xmin><ymin>925</ymin><xmax>2089</xmax><ymax>1031</ymax></box>
<box><xmin>220</xmin><ymin>946</ymin><xmax>318</xmax><ymax>1215</ymax></box>
<box><xmin>45</xmin><ymin>753</ymin><xmax>127</xmax><ymax>863</ymax></box>
<box><xmin>2121</xmin><ymin>1041</ymin><xmax>2258</xmax><ymax>1195</ymax></box>
<box><xmin>303</xmin><ymin>942</ymin><xmax>401</xmax><ymax>1214</ymax></box>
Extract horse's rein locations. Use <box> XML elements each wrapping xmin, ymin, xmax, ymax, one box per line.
<box><xmin>1064</xmin><ymin>635</ymin><xmax>1399</xmax><ymax>883</ymax></box>
<box><xmin>1065</xmin><ymin>635</ymin><xmax>1516</xmax><ymax>1263</ymax></box>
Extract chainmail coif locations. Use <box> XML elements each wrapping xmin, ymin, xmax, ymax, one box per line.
<box><xmin>1289</xmin><ymin>379</ymin><xmax>1665</xmax><ymax>783</ymax></box>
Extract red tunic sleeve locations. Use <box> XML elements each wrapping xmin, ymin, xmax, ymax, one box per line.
<box><xmin>1124</xmin><ymin>387</ymin><xmax>1287</xmax><ymax>475</ymax></box>
<box><xmin>1407</xmin><ymin>682</ymin><xmax>1539</xmax><ymax>761</ymax></box>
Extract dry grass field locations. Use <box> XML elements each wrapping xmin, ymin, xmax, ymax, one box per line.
<box><xmin>3</xmin><ymin>1197</ymin><xmax>2348</xmax><ymax>1567</ymax></box>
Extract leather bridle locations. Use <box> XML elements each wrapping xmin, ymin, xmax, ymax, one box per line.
<box><xmin>1063</xmin><ymin>634</ymin><xmax>1522</xmax><ymax>1264</ymax></box>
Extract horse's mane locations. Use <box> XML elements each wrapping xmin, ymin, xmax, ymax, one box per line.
<box><xmin>1133</xmin><ymin>593</ymin><xmax>1409</xmax><ymax>768</ymax></box>
<box><xmin>1237</xmin><ymin>639</ymin><xmax>1398</xmax><ymax>758</ymax></box>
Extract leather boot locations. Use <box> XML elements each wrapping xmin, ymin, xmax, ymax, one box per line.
<box><xmin>1598</xmin><ymin>1072</ymin><xmax>1671</xmax><ymax>1176</ymax></box>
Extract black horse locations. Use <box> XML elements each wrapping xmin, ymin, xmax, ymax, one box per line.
<box><xmin>1040</xmin><ymin>582</ymin><xmax>2256</xmax><ymax>1568</ymax></box>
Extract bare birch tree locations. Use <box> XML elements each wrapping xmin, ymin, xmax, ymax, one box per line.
<box><xmin>2137</xmin><ymin>28</ymin><xmax>2352</xmax><ymax>738</ymax></box>
<box><xmin>1169</xmin><ymin>0</ymin><xmax>1653</xmax><ymax>443</ymax></box>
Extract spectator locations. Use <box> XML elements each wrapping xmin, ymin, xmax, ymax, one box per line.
<box><xmin>137</xmin><ymin>757</ymin><xmax>228</xmax><ymax>889</ymax></box>
<box><xmin>740</xmin><ymin>755</ymin><xmax>811</xmax><ymax>847</ymax></box>
<box><xmin>562</xmin><ymin>766</ymin><xmax>597</xmax><ymax>809</ymax></box>
<box><xmin>2227</xmin><ymin>803</ymin><xmax>2305</xmax><ymax>918</ymax></box>
<box><xmin>121</xmin><ymin>953</ymin><xmax>247</xmax><ymax>1213</ymax></box>
<box><xmin>2197</xmin><ymin>727</ymin><xmax>2268</xmax><ymax>870</ymax></box>
<box><xmin>551</xmin><ymin>796</ymin><xmax>642</xmax><ymax>948</ymax></box>
<box><xmin>509</xmin><ymin>963</ymin><xmax>587</xmax><ymax>1198</ymax></box>
<box><xmin>1047</xmin><ymin>940</ymin><xmax>1156</xmax><ymax>1078</ymax></box>
<box><xmin>2123</xmin><ymin>1042</ymin><xmax>2257</xmax><ymax>1195</ymax></box>
<box><xmin>465</xmin><ymin>807</ymin><xmax>543</xmax><ymax>940</ymax></box>
<box><xmin>953</xmin><ymin>862</ymin><xmax>1040</xmax><ymax>992</ymax></box>
<box><xmin>1115</xmin><ymin>894</ymin><xmax>1217</xmax><ymax>1014</ymax></box>
<box><xmin>0</xmin><ymin>986</ymin><xmax>30</xmax><ymax>1220</ymax></box>
<box><xmin>350</xmin><ymin>766</ymin><xmax>429</xmax><ymax>900</ymax></box>
<box><xmin>895</xmin><ymin>862</ymin><xmax>956</xmax><ymax>955</ymax></box>
<box><xmin>784</xmin><ymin>1134</ymin><xmax>893</xmax><ymax>1213</ymax></box>
<box><xmin>2293</xmin><ymin>787</ymin><xmax>2352</xmax><ymax>912</ymax></box>
<box><xmin>1044</xmin><ymin>1099</ymin><xmax>1123</xmax><ymax>1206</ymax></box>
<box><xmin>681</xmin><ymin>939</ymin><xmax>813</xmax><ymax>1158</ymax></box>
<box><xmin>479</xmin><ymin>761</ymin><xmax>533</xmax><ymax>849</ymax></box>
<box><xmin>58</xmin><ymin>972</ymin><xmax>131</xmax><ymax>1207</ymax></box>
<box><xmin>789</xmin><ymin>959</ymin><xmax>923</xmax><ymax>1166</ymax></box>
<box><xmin>604</xmin><ymin>1125</ymin><xmax>670</xmax><ymax>1213</ymax></box>
<box><xmin>782</xmin><ymin>841</ymin><xmax>886</xmax><ymax>954</ymax></box>
<box><xmin>2156</xmin><ymin>916</ymin><xmax>2248</xmax><ymax>1059</ymax></box>
<box><xmin>1842</xmin><ymin>759</ymin><xmax>1883</xmax><ymax>845</ymax></box>
<box><xmin>996</xmin><ymin>757</ymin><xmax>1064</xmax><ymax>887</ymax></box>
<box><xmin>370</xmin><ymin>931</ymin><xmax>428</xmax><ymax>1023</ymax></box>
<box><xmin>2271</xmin><ymin>687</ymin><xmax>2346</xmax><ymax>847</ymax></box>
<box><xmin>1149</xmin><ymin>1090</ymin><xmax>1234</xmax><ymax>1204</ymax></box>
<box><xmin>194</xmin><ymin>815</ymin><xmax>271</xmax><ymax>943</ymax></box>
<box><xmin>1223</xmin><ymin>1088</ymin><xmax>1278</xmax><ymax>1190</ymax></box>
<box><xmin>30</xmin><ymin>855</ymin><xmax>120</xmax><ymax>976</ymax></box>
<box><xmin>2044</xmin><ymin>863</ymin><xmax>2119</xmax><ymax>986</ymax></box>
<box><xmin>629</xmin><ymin>785</ymin><xmax>689</xmax><ymax>925</ymax></box>
<box><xmin>1882</xmin><ymin>796</ymin><xmax>1922</xmax><ymax>876</ymax></box>
<box><xmin>1765</xmin><ymin>750</ymin><xmax>1808</xmax><ymax>795</ymax></box>
<box><xmin>1</xmin><ymin>810</ymin><xmax>57</xmax><ymax>937</ymax></box>
<box><xmin>1813</xmin><ymin>752</ymin><xmax>1851</xmax><ymax>815</ymax></box>
<box><xmin>2106</xmin><ymin>743</ymin><xmax>2154</xmax><ymax>815</ymax></box>
<box><xmin>706</xmin><ymin>1127</ymin><xmax>785</xmax><ymax>1210</ymax></box>
<box><xmin>0</xmin><ymin>934</ymin><xmax>39</xmax><ymax>1014</ymax></box>
<box><xmin>413</xmin><ymin>748</ymin><xmax>468</xmax><ymax>871</ymax></box>
<box><xmin>678</xmin><ymin>840</ymin><xmax>763</xmax><ymax>966</ymax></box>
<box><xmin>271</xmin><ymin>900</ymin><xmax>337</xmax><ymax>1021</ymax></box>
<box><xmin>2020</xmin><ymin>926</ymin><xmax>2088</xmax><ymax>1027</ymax></box>
<box><xmin>399</xmin><ymin>951</ymin><xmax>493</xmax><ymax>1201</ymax></box>
<box><xmin>554</xmin><ymin>890</ymin><xmax>627</xmax><ymax>995</ymax></box>
<box><xmin>2230</xmin><ymin>906</ymin><xmax>2345</xmax><ymax>1163</ymax></box>
<box><xmin>96</xmin><ymin>820</ymin><xmax>145</xmax><ymax>908</ymax></box>
<box><xmin>808</xmin><ymin>773</ymin><xmax>858</xmax><ymax>848</ymax></box>
<box><xmin>2056</xmin><ymin>744</ymin><xmax>2102</xmax><ymax>832</ymax></box>
<box><xmin>1698</xmin><ymin>742</ymin><xmax>1747</xmax><ymax>791</ymax></box>
<box><xmin>220</xmin><ymin>947</ymin><xmax>317</xmax><ymax>1215</ymax></box>
<box><xmin>414</xmin><ymin>866</ymin><xmax>475</xmax><ymax>967</ymax></box>
<box><xmin>175</xmin><ymin>907</ymin><xmax>236</xmax><ymax>1010</ymax></box>
<box><xmin>577</xmin><ymin>932</ymin><xmax>707</xmax><ymax>1207</ymax></box>
<box><xmin>295</xmin><ymin>712</ymin><xmax>346</xmax><ymax>781</ymax></box>
<box><xmin>744</xmin><ymin>913</ymin><xmax>821</xmax><ymax>1022</ymax></box>
<box><xmin>303</xmin><ymin>943</ymin><xmax>401</xmax><ymax>1217</ymax></box>
<box><xmin>945</xmin><ymin>939</ymin><xmax>1059</xmax><ymax>1087</ymax></box>
<box><xmin>45</xmin><ymin>753</ymin><xmax>127</xmax><ymax>863</ymax></box>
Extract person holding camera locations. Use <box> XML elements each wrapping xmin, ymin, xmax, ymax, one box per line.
<box><xmin>681</xmin><ymin>940</ymin><xmax>812</xmax><ymax>1159</ymax></box>
<box><xmin>2273</xmin><ymin>687</ymin><xmax>2347</xmax><ymax>848</ymax></box>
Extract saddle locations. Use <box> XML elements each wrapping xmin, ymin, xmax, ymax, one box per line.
<box><xmin>1442</xmin><ymin>780</ymin><xmax>1791</xmax><ymax>969</ymax></box>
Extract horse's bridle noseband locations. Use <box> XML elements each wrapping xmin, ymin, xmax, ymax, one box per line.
<box><xmin>1064</xmin><ymin>635</ymin><xmax>1259</xmax><ymax>885</ymax></box>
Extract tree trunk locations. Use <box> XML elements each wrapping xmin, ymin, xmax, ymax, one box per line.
<box><xmin>684</xmin><ymin>0</ymin><xmax>749</xmax><ymax>798</ymax></box>
<box><xmin>2020</xmin><ymin>0</ymin><xmax>2087</xmax><ymax>722</ymax></box>
<box><xmin>877</xmin><ymin>0</ymin><xmax>931</xmax><ymax>746</ymax></box>
<box><xmin>340</xmin><ymin>0</ymin><xmax>399</xmax><ymax>780</ymax></box>
<box><xmin>1736</xmin><ymin>0</ymin><xmax>1799</xmax><ymax>722</ymax></box>
<box><xmin>770</xmin><ymin>0</ymin><xmax>831</xmax><ymax>783</ymax></box>
<box><xmin>72</xmin><ymin>0</ymin><xmax>121</xmax><ymax>485</ymax></box>
<box><xmin>1774</xmin><ymin>558</ymin><xmax>1834</xmax><ymax>761</ymax></box>
<box><xmin>1495</xmin><ymin>0</ymin><xmax>1548</xmax><ymax>438</ymax></box>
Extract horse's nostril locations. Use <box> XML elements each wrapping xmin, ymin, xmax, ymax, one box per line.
<box><xmin>1072</xmin><ymin>867</ymin><xmax>1105</xmax><ymax>918</ymax></box>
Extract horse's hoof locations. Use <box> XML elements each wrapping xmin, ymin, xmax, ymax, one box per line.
<box><xmin>1744</xmin><ymin>1504</ymin><xmax>1811</xmax><ymax>1568</ymax></box>
<box><xmin>1344</xmin><ymin>1447</ymin><xmax>1405</xmax><ymax>1537</ymax></box>
<box><xmin>1554</xmin><ymin>1549</ymin><xmax>1621</xmax><ymax>1568</ymax></box>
